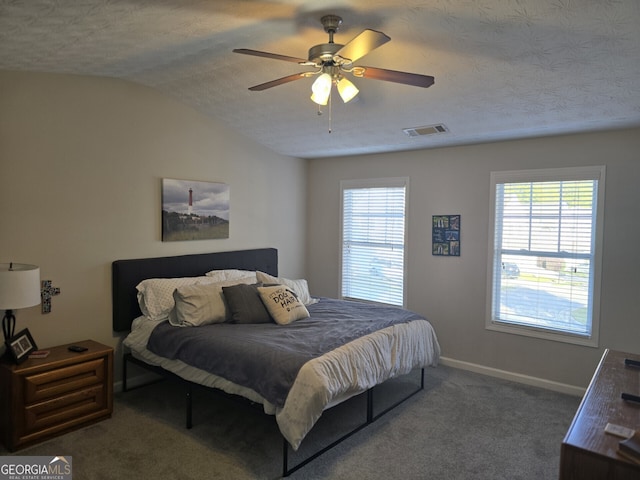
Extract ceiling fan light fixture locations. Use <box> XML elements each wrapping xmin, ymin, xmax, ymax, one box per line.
<box><xmin>311</xmin><ymin>72</ymin><xmax>332</xmax><ymax>105</ymax></box>
<box><xmin>235</xmin><ymin>14</ymin><xmax>435</xmax><ymax>122</ymax></box>
<box><xmin>337</xmin><ymin>77</ymin><xmax>359</xmax><ymax>103</ymax></box>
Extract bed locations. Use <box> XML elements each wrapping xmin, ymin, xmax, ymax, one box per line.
<box><xmin>112</xmin><ymin>248</ymin><xmax>440</xmax><ymax>476</ymax></box>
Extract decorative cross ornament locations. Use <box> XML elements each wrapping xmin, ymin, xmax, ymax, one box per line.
<box><xmin>41</xmin><ymin>280</ymin><xmax>60</xmax><ymax>313</ymax></box>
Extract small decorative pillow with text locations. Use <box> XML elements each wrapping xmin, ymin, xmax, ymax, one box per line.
<box><xmin>168</xmin><ymin>276</ymin><xmax>256</xmax><ymax>327</ymax></box>
<box><xmin>257</xmin><ymin>285</ymin><xmax>310</xmax><ymax>325</ymax></box>
<box><xmin>255</xmin><ymin>271</ymin><xmax>317</xmax><ymax>305</ymax></box>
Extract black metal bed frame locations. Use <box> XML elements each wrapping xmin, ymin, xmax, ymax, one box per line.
<box><xmin>113</xmin><ymin>250</ymin><xmax>426</xmax><ymax>477</ymax></box>
<box><xmin>122</xmin><ymin>352</ymin><xmax>425</xmax><ymax>477</ymax></box>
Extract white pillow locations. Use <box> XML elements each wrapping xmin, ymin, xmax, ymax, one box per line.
<box><xmin>136</xmin><ymin>276</ymin><xmax>217</xmax><ymax>321</ymax></box>
<box><xmin>205</xmin><ymin>269</ymin><xmax>257</xmax><ymax>283</ymax></box>
<box><xmin>257</xmin><ymin>285</ymin><xmax>310</xmax><ymax>325</ymax></box>
<box><xmin>169</xmin><ymin>277</ymin><xmax>255</xmax><ymax>327</ymax></box>
<box><xmin>255</xmin><ymin>271</ymin><xmax>316</xmax><ymax>305</ymax></box>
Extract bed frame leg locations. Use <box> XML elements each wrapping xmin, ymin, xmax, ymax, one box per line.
<box><xmin>281</xmin><ymin>367</ymin><xmax>427</xmax><ymax>476</ymax></box>
<box><xmin>282</xmin><ymin>438</ymin><xmax>289</xmax><ymax>478</ymax></box>
<box><xmin>186</xmin><ymin>384</ymin><xmax>193</xmax><ymax>429</ymax></box>
<box><xmin>122</xmin><ymin>353</ymin><xmax>129</xmax><ymax>393</ymax></box>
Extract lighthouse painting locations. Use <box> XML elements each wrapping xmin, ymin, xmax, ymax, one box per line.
<box><xmin>162</xmin><ymin>178</ymin><xmax>229</xmax><ymax>241</ymax></box>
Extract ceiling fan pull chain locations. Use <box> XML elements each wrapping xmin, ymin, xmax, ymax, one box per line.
<box><xmin>328</xmin><ymin>92</ymin><xmax>332</xmax><ymax>133</ymax></box>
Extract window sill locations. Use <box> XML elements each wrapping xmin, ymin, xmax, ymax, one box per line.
<box><xmin>486</xmin><ymin>320</ymin><xmax>599</xmax><ymax>348</ymax></box>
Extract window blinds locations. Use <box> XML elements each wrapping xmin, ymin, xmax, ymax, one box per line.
<box><xmin>341</xmin><ymin>181</ymin><xmax>407</xmax><ymax>306</ymax></box>
<box><xmin>490</xmin><ymin>167</ymin><xmax>603</xmax><ymax>340</ymax></box>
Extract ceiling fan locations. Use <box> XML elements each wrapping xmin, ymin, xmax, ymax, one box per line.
<box><xmin>233</xmin><ymin>14</ymin><xmax>434</xmax><ymax>106</ymax></box>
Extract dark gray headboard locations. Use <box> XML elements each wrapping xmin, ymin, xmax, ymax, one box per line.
<box><xmin>112</xmin><ymin>248</ymin><xmax>278</xmax><ymax>332</ymax></box>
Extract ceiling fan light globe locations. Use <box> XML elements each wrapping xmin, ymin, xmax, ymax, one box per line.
<box><xmin>337</xmin><ymin>77</ymin><xmax>359</xmax><ymax>103</ymax></box>
<box><xmin>310</xmin><ymin>92</ymin><xmax>329</xmax><ymax>105</ymax></box>
<box><xmin>312</xmin><ymin>73</ymin><xmax>332</xmax><ymax>94</ymax></box>
<box><xmin>311</xmin><ymin>73</ymin><xmax>332</xmax><ymax>105</ymax></box>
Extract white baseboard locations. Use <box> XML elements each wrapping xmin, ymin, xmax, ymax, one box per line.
<box><xmin>439</xmin><ymin>356</ymin><xmax>586</xmax><ymax>397</ymax></box>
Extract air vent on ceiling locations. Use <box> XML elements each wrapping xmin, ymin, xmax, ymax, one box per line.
<box><xmin>402</xmin><ymin>124</ymin><xmax>449</xmax><ymax>137</ymax></box>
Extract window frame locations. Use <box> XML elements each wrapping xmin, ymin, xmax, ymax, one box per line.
<box><xmin>339</xmin><ymin>177</ymin><xmax>409</xmax><ymax>307</ymax></box>
<box><xmin>486</xmin><ymin>166</ymin><xmax>605</xmax><ymax>347</ymax></box>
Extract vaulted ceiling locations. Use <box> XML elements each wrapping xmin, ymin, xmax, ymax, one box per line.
<box><xmin>2</xmin><ymin>0</ymin><xmax>639</xmax><ymax>159</ymax></box>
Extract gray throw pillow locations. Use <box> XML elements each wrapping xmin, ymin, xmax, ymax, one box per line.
<box><xmin>222</xmin><ymin>283</ymin><xmax>272</xmax><ymax>324</ymax></box>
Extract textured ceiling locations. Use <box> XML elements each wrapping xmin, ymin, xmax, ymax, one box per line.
<box><xmin>1</xmin><ymin>0</ymin><xmax>639</xmax><ymax>159</ymax></box>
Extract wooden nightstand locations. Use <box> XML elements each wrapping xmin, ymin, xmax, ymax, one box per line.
<box><xmin>0</xmin><ymin>339</ymin><xmax>113</xmax><ymax>451</ymax></box>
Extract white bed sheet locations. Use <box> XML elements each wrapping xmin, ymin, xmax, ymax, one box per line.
<box><xmin>123</xmin><ymin>314</ymin><xmax>440</xmax><ymax>450</ymax></box>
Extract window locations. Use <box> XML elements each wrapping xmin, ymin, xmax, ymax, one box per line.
<box><xmin>487</xmin><ymin>166</ymin><xmax>605</xmax><ymax>346</ymax></box>
<box><xmin>340</xmin><ymin>178</ymin><xmax>408</xmax><ymax>306</ymax></box>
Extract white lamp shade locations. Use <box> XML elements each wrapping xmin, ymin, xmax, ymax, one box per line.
<box><xmin>337</xmin><ymin>77</ymin><xmax>359</xmax><ymax>103</ymax></box>
<box><xmin>0</xmin><ymin>263</ymin><xmax>41</xmax><ymax>310</ymax></box>
<box><xmin>310</xmin><ymin>73</ymin><xmax>332</xmax><ymax>105</ymax></box>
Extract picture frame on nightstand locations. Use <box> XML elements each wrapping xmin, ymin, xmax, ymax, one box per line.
<box><xmin>5</xmin><ymin>328</ymin><xmax>38</xmax><ymax>364</ymax></box>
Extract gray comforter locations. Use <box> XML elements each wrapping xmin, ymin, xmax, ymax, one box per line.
<box><xmin>147</xmin><ymin>297</ymin><xmax>424</xmax><ymax>408</ymax></box>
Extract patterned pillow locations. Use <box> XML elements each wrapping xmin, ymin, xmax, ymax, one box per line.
<box><xmin>255</xmin><ymin>272</ymin><xmax>316</xmax><ymax>305</ymax></box>
<box><xmin>136</xmin><ymin>276</ymin><xmax>217</xmax><ymax>321</ymax></box>
<box><xmin>257</xmin><ymin>285</ymin><xmax>310</xmax><ymax>325</ymax></box>
<box><xmin>205</xmin><ymin>269</ymin><xmax>257</xmax><ymax>283</ymax></box>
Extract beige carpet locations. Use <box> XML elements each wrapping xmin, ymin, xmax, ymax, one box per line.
<box><xmin>1</xmin><ymin>366</ymin><xmax>580</xmax><ymax>479</ymax></box>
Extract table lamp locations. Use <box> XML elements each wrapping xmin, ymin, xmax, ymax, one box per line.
<box><xmin>0</xmin><ymin>263</ymin><xmax>41</xmax><ymax>341</ymax></box>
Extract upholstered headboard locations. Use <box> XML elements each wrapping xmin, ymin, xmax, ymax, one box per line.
<box><xmin>112</xmin><ymin>248</ymin><xmax>278</xmax><ymax>332</ymax></box>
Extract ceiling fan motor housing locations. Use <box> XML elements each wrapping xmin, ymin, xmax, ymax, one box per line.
<box><xmin>308</xmin><ymin>43</ymin><xmax>344</xmax><ymax>65</ymax></box>
<box><xmin>309</xmin><ymin>15</ymin><xmax>346</xmax><ymax>66</ymax></box>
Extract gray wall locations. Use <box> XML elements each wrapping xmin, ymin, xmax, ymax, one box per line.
<box><xmin>306</xmin><ymin>129</ymin><xmax>640</xmax><ymax>390</ymax></box>
<box><xmin>2</xmin><ymin>68</ymin><xmax>637</xmax><ymax>391</ymax></box>
<box><xmin>0</xmin><ymin>70</ymin><xmax>307</xmax><ymax>380</ymax></box>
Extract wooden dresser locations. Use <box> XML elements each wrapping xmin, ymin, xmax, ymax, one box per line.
<box><xmin>560</xmin><ymin>349</ymin><xmax>640</xmax><ymax>479</ymax></box>
<box><xmin>0</xmin><ymin>339</ymin><xmax>113</xmax><ymax>451</ymax></box>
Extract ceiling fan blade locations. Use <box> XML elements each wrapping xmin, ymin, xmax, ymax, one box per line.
<box><xmin>233</xmin><ymin>48</ymin><xmax>308</xmax><ymax>64</ymax></box>
<box><xmin>355</xmin><ymin>66</ymin><xmax>435</xmax><ymax>88</ymax></box>
<box><xmin>335</xmin><ymin>29</ymin><xmax>390</xmax><ymax>63</ymax></box>
<box><xmin>247</xmin><ymin>72</ymin><xmax>312</xmax><ymax>91</ymax></box>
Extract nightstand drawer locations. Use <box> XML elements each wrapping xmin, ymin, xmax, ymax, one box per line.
<box><xmin>24</xmin><ymin>384</ymin><xmax>107</xmax><ymax>433</ymax></box>
<box><xmin>23</xmin><ymin>358</ymin><xmax>106</xmax><ymax>404</ymax></box>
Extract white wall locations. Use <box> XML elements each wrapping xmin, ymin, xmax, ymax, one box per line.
<box><xmin>0</xmin><ymin>71</ymin><xmax>307</xmax><ymax>378</ymax></box>
<box><xmin>307</xmin><ymin>129</ymin><xmax>640</xmax><ymax>389</ymax></box>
